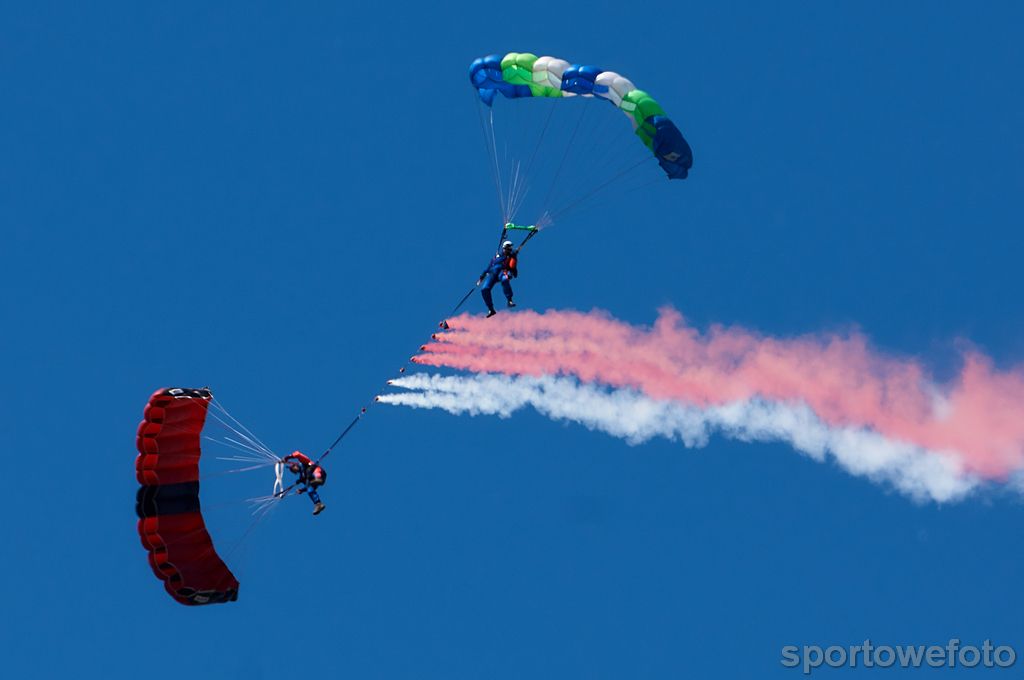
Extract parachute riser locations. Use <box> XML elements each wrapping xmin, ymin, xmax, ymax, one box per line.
<box><xmin>498</xmin><ymin>222</ymin><xmax>539</xmax><ymax>253</ymax></box>
<box><xmin>514</xmin><ymin>227</ymin><xmax>539</xmax><ymax>254</ymax></box>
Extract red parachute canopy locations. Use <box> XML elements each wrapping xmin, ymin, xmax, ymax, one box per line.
<box><xmin>135</xmin><ymin>387</ymin><xmax>239</xmax><ymax>605</ymax></box>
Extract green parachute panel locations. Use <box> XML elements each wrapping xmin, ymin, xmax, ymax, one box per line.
<box><xmin>622</xmin><ymin>90</ymin><xmax>665</xmax><ymax>149</ymax></box>
<box><xmin>501</xmin><ymin>52</ymin><xmax>538</xmax><ymax>87</ymax></box>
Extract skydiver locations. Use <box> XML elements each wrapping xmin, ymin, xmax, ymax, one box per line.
<box><xmin>478</xmin><ymin>240</ymin><xmax>518</xmax><ymax>318</ymax></box>
<box><xmin>282</xmin><ymin>451</ymin><xmax>327</xmax><ymax>515</ymax></box>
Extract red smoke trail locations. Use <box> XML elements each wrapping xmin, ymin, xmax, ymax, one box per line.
<box><xmin>415</xmin><ymin>309</ymin><xmax>1024</xmax><ymax>479</ymax></box>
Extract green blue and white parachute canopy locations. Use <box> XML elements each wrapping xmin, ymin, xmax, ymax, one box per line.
<box><xmin>470</xmin><ymin>52</ymin><xmax>693</xmax><ymax>180</ymax></box>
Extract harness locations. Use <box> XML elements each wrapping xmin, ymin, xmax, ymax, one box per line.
<box><xmin>292</xmin><ymin>461</ymin><xmax>326</xmax><ymax>487</ymax></box>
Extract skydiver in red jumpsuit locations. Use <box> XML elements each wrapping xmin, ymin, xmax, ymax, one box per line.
<box><xmin>283</xmin><ymin>451</ymin><xmax>327</xmax><ymax>515</ymax></box>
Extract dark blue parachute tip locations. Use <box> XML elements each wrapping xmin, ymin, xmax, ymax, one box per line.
<box><xmin>659</xmin><ymin>160</ymin><xmax>690</xmax><ymax>180</ymax></box>
<box><xmin>470</xmin><ymin>54</ymin><xmax>525</xmax><ymax>106</ymax></box>
<box><xmin>650</xmin><ymin>116</ymin><xmax>693</xmax><ymax>180</ymax></box>
<box><xmin>478</xmin><ymin>89</ymin><xmax>498</xmax><ymax>106</ymax></box>
<box><xmin>469</xmin><ymin>54</ymin><xmax>504</xmax><ymax>76</ymax></box>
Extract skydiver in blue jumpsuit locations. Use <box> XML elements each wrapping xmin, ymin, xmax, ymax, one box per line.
<box><xmin>478</xmin><ymin>240</ymin><xmax>518</xmax><ymax>318</ymax></box>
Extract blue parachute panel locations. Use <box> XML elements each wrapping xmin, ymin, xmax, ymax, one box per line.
<box><xmin>561</xmin><ymin>64</ymin><xmax>603</xmax><ymax>95</ymax></box>
<box><xmin>470</xmin><ymin>54</ymin><xmax>523</xmax><ymax>106</ymax></box>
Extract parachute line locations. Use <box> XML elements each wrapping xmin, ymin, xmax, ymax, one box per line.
<box><xmin>488</xmin><ymin>109</ymin><xmax>507</xmax><ymax>222</ymax></box>
<box><xmin>218</xmin><ymin>435</ymin><xmax>273</xmax><ymax>459</ymax></box>
<box><xmin>474</xmin><ymin>95</ymin><xmax>506</xmax><ymax>226</ymax></box>
<box><xmin>205</xmin><ymin>411</ymin><xmax>275</xmax><ymax>459</ymax></box>
<box><xmin>201</xmin><ymin>461</ymin><xmax>278</xmax><ymax>480</ymax></box>
<box><xmin>538</xmin><ymin>103</ymin><xmax>588</xmax><ymax>219</ymax></box>
<box><xmin>549</xmin><ymin>155</ymin><xmax>655</xmax><ymax>223</ymax></box>
<box><xmin>209</xmin><ymin>397</ymin><xmax>278</xmax><ymax>462</ymax></box>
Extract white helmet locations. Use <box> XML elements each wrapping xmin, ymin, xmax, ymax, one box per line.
<box><xmin>502</xmin><ymin>240</ymin><xmax>513</xmax><ymax>250</ymax></box>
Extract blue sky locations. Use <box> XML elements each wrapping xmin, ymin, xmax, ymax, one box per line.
<box><xmin>2</xmin><ymin>2</ymin><xmax>1022</xmax><ymax>677</ymax></box>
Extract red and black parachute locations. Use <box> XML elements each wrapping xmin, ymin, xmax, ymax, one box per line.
<box><xmin>135</xmin><ymin>387</ymin><xmax>239</xmax><ymax>605</ymax></box>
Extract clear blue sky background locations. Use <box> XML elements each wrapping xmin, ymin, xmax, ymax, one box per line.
<box><xmin>2</xmin><ymin>2</ymin><xmax>1022</xmax><ymax>677</ymax></box>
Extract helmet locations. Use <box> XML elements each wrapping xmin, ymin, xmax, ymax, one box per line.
<box><xmin>502</xmin><ymin>240</ymin><xmax>513</xmax><ymax>250</ymax></box>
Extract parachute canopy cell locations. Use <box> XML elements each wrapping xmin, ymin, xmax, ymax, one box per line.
<box><xmin>135</xmin><ymin>387</ymin><xmax>239</xmax><ymax>606</ymax></box>
<box><xmin>469</xmin><ymin>52</ymin><xmax>693</xmax><ymax>179</ymax></box>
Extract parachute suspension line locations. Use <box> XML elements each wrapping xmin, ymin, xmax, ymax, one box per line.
<box><xmin>508</xmin><ymin>160</ymin><xmax>533</xmax><ymax>225</ymax></box>
<box><xmin>548</xmin><ymin>150</ymin><xmax>657</xmax><ymax>227</ymax></box>
<box><xmin>522</xmin><ymin>101</ymin><xmax>556</xmax><ymax>187</ymax></box>
<box><xmin>208</xmin><ymin>398</ymin><xmax>278</xmax><ymax>462</ymax></box>
<box><xmin>531</xmin><ymin>100</ymin><xmax>638</xmax><ymax>227</ymax></box>
<box><xmin>558</xmin><ymin>108</ymin><xmax>633</xmax><ymax>203</ymax></box>
<box><xmin>210</xmin><ymin>398</ymin><xmax>277</xmax><ymax>461</ymax></box>
<box><xmin>221</xmin><ymin>437</ymin><xmax>274</xmax><ymax>460</ymax></box>
<box><xmin>215</xmin><ymin>454</ymin><xmax>271</xmax><ymax>465</ymax></box>
<box><xmin>487</xmin><ymin>109</ymin><xmax>508</xmax><ymax>222</ymax></box>
<box><xmin>250</xmin><ymin>463</ymin><xmax>288</xmax><ymax>517</ymax></box>
<box><xmin>538</xmin><ymin>102</ymin><xmax>588</xmax><ymax>223</ymax></box>
<box><xmin>208</xmin><ymin>438</ymin><xmax>275</xmax><ymax>463</ymax></box>
<box><xmin>474</xmin><ymin>95</ymin><xmax>507</xmax><ymax>227</ymax></box>
<box><xmin>204</xmin><ymin>412</ymin><xmax>277</xmax><ymax>463</ymax></box>
<box><xmin>507</xmin><ymin>101</ymin><xmax>556</xmax><ymax>224</ymax></box>
<box><xmin>201</xmin><ymin>461</ymin><xmax>278</xmax><ymax>480</ymax></box>
<box><xmin>499</xmin><ymin>105</ymin><xmax>515</xmax><ymax>221</ymax></box>
<box><xmin>271</xmin><ymin>480</ymin><xmax>298</xmax><ymax>500</ymax></box>
<box><xmin>222</xmin><ymin>497</ymin><xmax>281</xmax><ymax>561</ymax></box>
<box><xmin>506</xmin><ymin>171</ymin><xmax>525</xmax><ymax>224</ymax></box>
<box><xmin>623</xmin><ymin>172</ymin><xmax>668</xmax><ymax>197</ymax></box>
<box><xmin>213</xmin><ymin>459</ymin><xmax>297</xmax><ymax>557</ymax></box>
<box><xmin>549</xmin><ymin>155</ymin><xmax>655</xmax><ymax>223</ymax></box>
<box><xmin>211</xmin><ymin>429</ymin><xmax>273</xmax><ymax>459</ymax></box>
<box><xmin>246</xmin><ymin>496</ymin><xmax>277</xmax><ymax>519</ymax></box>
<box><xmin>198</xmin><ymin>431</ymin><xmax>267</xmax><ymax>459</ymax></box>
<box><xmin>211</xmin><ymin>438</ymin><xmax>266</xmax><ymax>458</ymax></box>
<box><xmin>506</xmin><ymin>160</ymin><xmax>521</xmax><ymax>223</ymax></box>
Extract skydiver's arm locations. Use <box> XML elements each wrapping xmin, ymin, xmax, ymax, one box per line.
<box><xmin>284</xmin><ymin>451</ymin><xmax>313</xmax><ymax>465</ymax></box>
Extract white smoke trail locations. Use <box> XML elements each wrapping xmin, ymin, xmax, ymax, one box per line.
<box><xmin>379</xmin><ymin>373</ymin><xmax>979</xmax><ymax>503</ymax></box>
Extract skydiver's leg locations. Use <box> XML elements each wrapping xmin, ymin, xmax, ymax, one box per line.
<box><xmin>500</xmin><ymin>273</ymin><xmax>514</xmax><ymax>306</ymax></box>
<box><xmin>480</xmin><ymin>273</ymin><xmax>498</xmax><ymax>312</ymax></box>
<box><xmin>308</xmin><ymin>488</ymin><xmax>321</xmax><ymax>505</ymax></box>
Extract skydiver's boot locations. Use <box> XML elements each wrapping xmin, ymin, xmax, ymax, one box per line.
<box><xmin>313</xmin><ymin>501</ymin><xmax>326</xmax><ymax>515</ymax></box>
<box><xmin>506</xmin><ymin>298</ymin><xmax>516</xmax><ymax>308</ymax></box>
<box><xmin>486</xmin><ymin>308</ymin><xmax>497</xmax><ymax>318</ymax></box>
